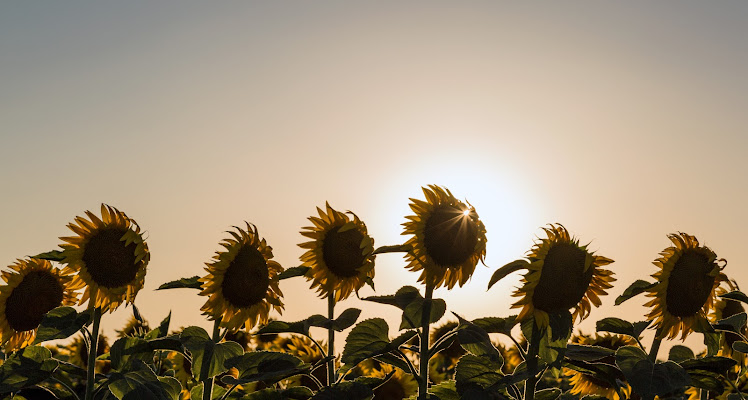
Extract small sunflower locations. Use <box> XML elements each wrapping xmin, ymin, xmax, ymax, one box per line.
<box><xmin>299</xmin><ymin>203</ymin><xmax>375</xmax><ymax>301</ymax></box>
<box><xmin>60</xmin><ymin>204</ymin><xmax>150</xmax><ymax>313</ymax></box>
<box><xmin>116</xmin><ymin>316</ymin><xmax>150</xmax><ymax>338</ymax></box>
<box><xmin>710</xmin><ymin>282</ymin><xmax>746</xmax><ymax>363</ymax></box>
<box><xmin>645</xmin><ymin>232</ymin><xmax>728</xmax><ymax>340</ymax></box>
<box><xmin>0</xmin><ymin>258</ymin><xmax>78</xmax><ymax>350</ymax></box>
<box><xmin>402</xmin><ymin>185</ymin><xmax>487</xmax><ymax>289</ymax></box>
<box><xmin>368</xmin><ymin>364</ymin><xmax>418</xmax><ymax>400</ymax></box>
<box><xmin>200</xmin><ymin>222</ymin><xmax>284</xmax><ymax>331</ymax></box>
<box><xmin>430</xmin><ymin>320</ymin><xmax>464</xmax><ymax>363</ymax></box>
<box><xmin>283</xmin><ymin>335</ymin><xmax>330</xmax><ymax>389</ymax></box>
<box><xmin>563</xmin><ymin>333</ymin><xmax>635</xmax><ymax>400</ymax></box>
<box><xmin>512</xmin><ymin>224</ymin><xmax>615</xmax><ymax>329</ymax></box>
<box><xmin>66</xmin><ymin>334</ymin><xmax>111</xmax><ymax>373</ymax></box>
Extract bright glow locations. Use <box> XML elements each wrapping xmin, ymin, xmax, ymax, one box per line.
<box><xmin>462</xmin><ymin>209</ymin><xmax>471</xmax><ymax>216</ymax></box>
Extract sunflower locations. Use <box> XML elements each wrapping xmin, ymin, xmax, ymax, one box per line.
<box><xmin>166</xmin><ymin>351</ymin><xmax>194</xmax><ymax>395</ymax></box>
<box><xmin>223</xmin><ymin>329</ymin><xmax>251</xmax><ymax>352</ymax></box>
<box><xmin>200</xmin><ymin>222</ymin><xmax>284</xmax><ymax>331</ymax></box>
<box><xmin>116</xmin><ymin>316</ymin><xmax>150</xmax><ymax>338</ymax></box>
<box><xmin>430</xmin><ymin>320</ymin><xmax>464</xmax><ymax>363</ymax></box>
<box><xmin>645</xmin><ymin>232</ymin><xmax>728</xmax><ymax>340</ymax></box>
<box><xmin>368</xmin><ymin>364</ymin><xmax>418</xmax><ymax>400</ymax></box>
<box><xmin>299</xmin><ymin>203</ymin><xmax>375</xmax><ymax>301</ymax></box>
<box><xmin>710</xmin><ymin>282</ymin><xmax>746</xmax><ymax>363</ymax></box>
<box><xmin>563</xmin><ymin>333</ymin><xmax>635</xmax><ymax>400</ymax></box>
<box><xmin>402</xmin><ymin>185</ymin><xmax>487</xmax><ymax>289</ymax></box>
<box><xmin>60</xmin><ymin>204</ymin><xmax>149</xmax><ymax>313</ymax></box>
<box><xmin>0</xmin><ymin>258</ymin><xmax>78</xmax><ymax>351</ymax></box>
<box><xmin>283</xmin><ymin>335</ymin><xmax>330</xmax><ymax>389</ymax></box>
<box><xmin>512</xmin><ymin>224</ymin><xmax>615</xmax><ymax>329</ymax></box>
<box><xmin>66</xmin><ymin>334</ymin><xmax>111</xmax><ymax>373</ymax></box>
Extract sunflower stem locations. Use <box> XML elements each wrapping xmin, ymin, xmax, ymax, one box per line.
<box><xmin>524</xmin><ymin>322</ymin><xmax>541</xmax><ymax>400</ymax></box>
<box><xmin>648</xmin><ymin>329</ymin><xmax>663</xmax><ymax>363</ymax></box>
<box><xmin>327</xmin><ymin>292</ymin><xmax>336</xmax><ymax>386</ymax></box>
<box><xmin>201</xmin><ymin>320</ymin><xmax>221</xmax><ymax>400</ymax></box>
<box><xmin>418</xmin><ymin>283</ymin><xmax>434</xmax><ymax>400</ymax></box>
<box><xmin>84</xmin><ymin>306</ymin><xmax>102</xmax><ymax>400</ymax></box>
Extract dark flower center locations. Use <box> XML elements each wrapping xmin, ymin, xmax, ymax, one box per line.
<box><xmin>665</xmin><ymin>250</ymin><xmax>716</xmax><ymax>317</ymax></box>
<box><xmin>322</xmin><ymin>226</ymin><xmax>366</xmax><ymax>278</ymax></box>
<box><xmin>423</xmin><ymin>205</ymin><xmax>478</xmax><ymax>267</ymax></box>
<box><xmin>532</xmin><ymin>243</ymin><xmax>594</xmax><ymax>314</ymax></box>
<box><xmin>82</xmin><ymin>228</ymin><xmax>141</xmax><ymax>288</ymax></box>
<box><xmin>5</xmin><ymin>270</ymin><xmax>64</xmax><ymax>332</ymax></box>
<box><xmin>221</xmin><ymin>245</ymin><xmax>269</xmax><ymax>308</ymax></box>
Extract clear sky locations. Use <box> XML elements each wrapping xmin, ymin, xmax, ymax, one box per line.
<box><xmin>1</xmin><ymin>2</ymin><xmax>747</xmax><ymax>352</ymax></box>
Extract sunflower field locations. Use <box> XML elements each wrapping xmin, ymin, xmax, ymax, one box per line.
<box><xmin>1</xmin><ymin>185</ymin><xmax>746</xmax><ymax>400</ymax></box>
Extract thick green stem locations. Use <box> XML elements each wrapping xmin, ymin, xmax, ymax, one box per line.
<box><xmin>524</xmin><ymin>322</ymin><xmax>541</xmax><ymax>400</ymax></box>
<box><xmin>648</xmin><ymin>329</ymin><xmax>663</xmax><ymax>363</ymax></box>
<box><xmin>327</xmin><ymin>292</ymin><xmax>336</xmax><ymax>386</ymax></box>
<box><xmin>202</xmin><ymin>320</ymin><xmax>221</xmax><ymax>400</ymax></box>
<box><xmin>84</xmin><ymin>307</ymin><xmax>102</xmax><ymax>400</ymax></box>
<box><xmin>418</xmin><ymin>284</ymin><xmax>434</xmax><ymax>400</ymax></box>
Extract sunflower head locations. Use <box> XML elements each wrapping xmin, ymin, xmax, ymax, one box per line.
<box><xmin>512</xmin><ymin>224</ymin><xmax>615</xmax><ymax>329</ymax></box>
<box><xmin>368</xmin><ymin>364</ymin><xmax>418</xmax><ymax>400</ymax></box>
<box><xmin>710</xmin><ymin>282</ymin><xmax>746</xmax><ymax>363</ymax></box>
<box><xmin>430</xmin><ymin>320</ymin><xmax>465</xmax><ymax>362</ymax></box>
<box><xmin>402</xmin><ymin>185</ymin><xmax>487</xmax><ymax>289</ymax></box>
<box><xmin>200</xmin><ymin>222</ymin><xmax>284</xmax><ymax>332</ymax></box>
<box><xmin>116</xmin><ymin>315</ymin><xmax>150</xmax><ymax>338</ymax></box>
<box><xmin>299</xmin><ymin>202</ymin><xmax>375</xmax><ymax>301</ymax></box>
<box><xmin>0</xmin><ymin>258</ymin><xmax>78</xmax><ymax>351</ymax></box>
<box><xmin>645</xmin><ymin>232</ymin><xmax>728</xmax><ymax>340</ymax></box>
<box><xmin>283</xmin><ymin>335</ymin><xmax>331</xmax><ymax>389</ymax></box>
<box><xmin>563</xmin><ymin>333</ymin><xmax>634</xmax><ymax>400</ymax></box>
<box><xmin>60</xmin><ymin>204</ymin><xmax>150</xmax><ymax>313</ymax></box>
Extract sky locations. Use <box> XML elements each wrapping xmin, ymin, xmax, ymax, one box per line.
<box><xmin>1</xmin><ymin>2</ymin><xmax>747</xmax><ymax>354</ymax></box>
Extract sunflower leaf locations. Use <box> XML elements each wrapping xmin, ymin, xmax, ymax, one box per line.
<box><xmin>560</xmin><ymin>344</ymin><xmax>615</xmax><ymax>362</ymax></box>
<box><xmin>189</xmin><ymin>383</ymin><xmax>227</xmax><ymax>400</ymax></box>
<box><xmin>278</xmin><ymin>266</ymin><xmax>311</xmax><ymax>280</ymax></box>
<box><xmin>224</xmin><ymin>351</ymin><xmax>309</xmax><ymax>385</ymax></box>
<box><xmin>684</xmin><ymin>369</ymin><xmax>726</xmax><ymax>393</ymax></box>
<box><xmin>680</xmin><ymin>356</ymin><xmax>738</xmax><ymax>374</ymax></box>
<box><xmin>596</xmin><ymin>317</ymin><xmax>648</xmax><ymax>339</ymax></box>
<box><xmin>712</xmin><ymin>312</ymin><xmax>747</xmax><ymax>334</ymax></box>
<box><xmin>339</xmin><ymin>318</ymin><xmax>417</xmax><ymax>375</ymax></box>
<box><xmin>332</xmin><ymin>308</ymin><xmax>362</xmax><ymax>331</ymax></box>
<box><xmin>704</xmin><ymin>332</ymin><xmax>721</xmax><ymax>356</ymax></box>
<box><xmin>0</xmin><ymin>346</ymin><xmax>58</xmax><ymax>394</ymax></box>
<box><xmin>243</xmin><ymin>386</ymin><xmax>314</xmax><ymax>400</ymax></box>
<box><xmin>310</xmin><ymin>381</ymin><xmax>374</xmax><ymax>400</ymax></box>
<box><xmin>615</xmin><ymin>280</ymin><xmax>656</xmax><ymax>306</ymax></box>
<box><xmin>108</xmin><ymin>360</ymin><xmax>182</xmax><ymax>400</ymax></box>
<box><xmin>145</xmin><ymin>312</ymin><xmax>172</xmax><ymax>340</ymax></box>
<box><xmin>256</xmin><ymin>320</ymin><xmax>312</xmax><ymax>337</ymax></box>
<box><xmin>31</xmin><ymin>249</ymin><xmax>66</xmax><ymax>261</ymax></box>
<box><xmin>180</xmin><ymin>326</ymin><xmax>244</xmax><ymax>380</ymax></box>
<box><xmin>400</xmin><ymin>297</ymin><xmax>446</xmax><ymax>330</ymax></box>
<box><xmin>110</xmin><ymin>335</ymin><xmax>183</xmax><ymax>371</ymax></box>
<box><xmin>561</xmin><ymin>359</ymin><xmax>622</xmax><ymax>390</ymax></box>
<box><xmin>668</xmin><ymin>345</ymin><xmax>695</xmax><ymax>363</ymax></box>
<box><xmin>33</xmin><ymin>306</ymin><xmax>93</xmax><ymax>344</ymax></box>
<box><xmin>372</xmin><ymin>244</ymin><xmax>412</xmax><ymax>255</ymax></box>
<box><xmin>454</xmin><ymin>354</ymin><xmax>503</xmax><ymax>395</ymax></box>
<box><xmin>487</xmin><ymin>259</ymin><xmax>529</xmax><ymax>290</ymax></box>
<box><xmin>426</xmin><ymin>380</ymin><xmax>460</xmax><ymax>400</ymax></box>
<box><xmin>615</xmin><ymin>345</ymin><xmax>690</xmax><ymax>400</ymax></box>
<box><xmin>472</xmin><ymin>316</ymin><xmax>518</xmax><ymax>337</ymax></box>
<box><xmin>373</xmin><ymin>354</ymin><xmax>413</xmax><ymax>376</ymax></box>
<box><xmin>732</xmin><ymin>341</ymin><xmax>748</xmax><ymax>353</ymax></box>
<box><xmin>719</xmin><ymin>290</ymin><xmax>748</xmax><ymax>305</ymax></box>
<box><xmin>535</xmin><ymin>388</ymin><xmax>562</xmax><ymax>400</ymax></box>
<box><xmin>454</xmin><ymin>313</ymin><xmax>503</xmax><ymax>366</ymax></box>
<box><xmin>157</xmin><ymin>276</ymin><xmax>202</xmax><ymax>290</ymax></box>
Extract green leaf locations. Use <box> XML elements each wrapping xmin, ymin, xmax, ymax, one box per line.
<box><xmin>373</xmin><ymin>353</ymin><xmax>413</xmax><ymax>375</ymax></box>
<box><xmin>224</xmin><ymin>351</ymin><xmax>308</xmax><ymax>385</ymax></box>
<box><xmin>561</xmin><ymin>344</ymin><xmax>615</xmax><ymax>362</ymax></box>
<box><xmin>668</xmin><ymin>345</ymin><xmax>695</xmax><ymax>363</ymax></box>
<box><xmin>595</xmin><ymin>317</ymin><xmax>649</xmax><ymax>339</ymax></box>
<box><xmin>615</xmin><ymin>280</ymin><xmax>656</xmax><ymax>306</ymax></box>
<box><xmin>400</xmin><ymin>298</ymin><xmax>446</xmax><ymax>330</ymax></box>
<box><xmin>561</xmin><ymin>359</ymin><xmax>623</xmax><ymax>391</ymax></box>
<box><xmin>0</xmin><ymin>346</ymin><xmax>58</xmax><ymax>394</ymax></box>
<box><xmin>372</xmin><ymin>244</ymin><xmax>411</xmax><ymax>255</ymax></box>
<box><xmin>719</xmin><ymin>290</ymin><xmax>748</xmax><ymax>304</ymax></box>
<box><xmin>111</xmin><ymin>335</ymin><xmax>184</xmax><ymax>371</ymax></box>
<box><xmin>487</xmin><ymin>259</ymin><xmax>529</xmax><ymax>290</ymax></box>
<box><xmin>363</xmin><ymin>286</ymin><xmax>420</xmax><ymax>309</ymax></box>
<box><xmin>680</xmin><ymin>356</ymin><xmax>738</xmax><ymax>375</ymax></box>
<box><xmin>189</xmin><ymin>383</ymin><xmax>227</xmax><ymax>400</ymax></box>
<box><xmin>535</xmin><ymin>388</ymin><xmax>562</xmax><ymax>400</ymax></box>
<box><xmin>732</xmin><ymin>341</ymin><xmax>748</xmax><ymax>353</ymax></box>
<box><xmin>615</xmin><ymin>345</ymin><xmax>690</xmax><ymax>400</ymax></box>
<box><xmin>145</xmin><ymin>312</ymin><xmax>172</xmax><ymax>340</ymax></box>
<box><xmin>685</xmin><ymin>369</ymin><xmax>726</xmax><ymax>393</ymax></box>
<box><xmin>310</xmin><ymin>380</ymin><xmax>375</xmax><ymax>400</ymax></box>
<box><xmin>256</xmin><ymin>314</ymin><xmax>332</xmax><ymax>336</ymax></box>
<box><xmin>454</xmin><ymin>314</ymin><xmax>503</xmax><ymax>366</ymax></box>
<box><xmin>32</xmin><ymin>249</ymin><xmax>66</xmax><ymax>261</ymax></box>
<box><xmin>522</xmin><ymin>314</ymin><xmax>571</xmax><ymax>366</ymax></box>
<box><xmin>278</xmin><ymin>266</ymin><xmax>311</xmax><ymax>280</ymax></box>
<box><xmin>108</xmin><ymin>361</ymin><xmax>182</xmax><ymax>400</ymax></box>
<box><xmin>33</xmin><ymin>306</ymin><xmax>93</xmax><ymax>344</ymax></box>
<box><xmin>712</xmin><ymin>312</ymin><xmax>747</xmax><ymax>335</ymax></box>
<box><xmin>428</xmin><ymin>380</ymin><xmax>460</xmax><ymax>400</ymax></box>
<box><xmin>340</xmin><ymin>318</ymin><xmax>417</xmax><ymax>374</ymax></box>
<box><xmin>180</xmin><ymin>326</ymin><xmax>244</xmax><ymax>379</ymax></box>
<box><xmin>704</xmin><ymin>332</ymin><xmax>721</xmax><ymax>356</ymax></box>
<box><xmin>454</xmin><ymin>354</ymin><xmax>502</xmax><ymax>395</ymax></box>
<box><xmin>332</xmin><ymin>308</ymin><xmax>362</xmax><ymax>331</ymax></box>
<box><xmin>244</xmin><ymin>387</ymin><xmax>314</xmax><ymax>400</ymax></box>
<box><xmin>472</xmin><ymin>316</ymin><xmax>518</xmax><ymax>337</ymax></box>
<box><xmin>157</xmin><ymin>276</ymin><xmax>202</xmax><ymax>290</ymax></box>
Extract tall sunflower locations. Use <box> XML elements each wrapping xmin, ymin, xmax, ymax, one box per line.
<box><xmin>645</xmin><ymin>232</ymin><xmax>728</xmax><ymax>340</ymax></box>
<box><xmin>563</xmin><ymin>333</ymin><xmax>635</xmax><ymax>400</ymax></box>
<box><xmin>60</xmin><ymin>204</ymin><xmax>150</xmax><ymax>313</ymax></box>
<box><xmin>200</xmin><ymin>222</ymin><xmax>284</xmax><ymax>331</ymax></box>
<box><xmin>512</xmin><ymin>224</ymin><xmax>615</xmax><ymax>329</ymax></box>
<box><xmin>402</xmin><ymin>185</ymin><xmax>487</xmax><ymax>289</ymax></box>
<box><xmin>299</xmin><ymin>202</ymin><xmax>375</xmax><ymax>301</ymax></box>
<box><xmin>0</xmin><ymin>258</ymin><xmax>78</xmax><ymax>351</ymax></box>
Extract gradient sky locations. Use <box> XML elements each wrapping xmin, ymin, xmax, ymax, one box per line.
<box><xmin>2</xmin><ymin>2</ymin><xmax>747</xmax><ymax>353</ymax></box>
